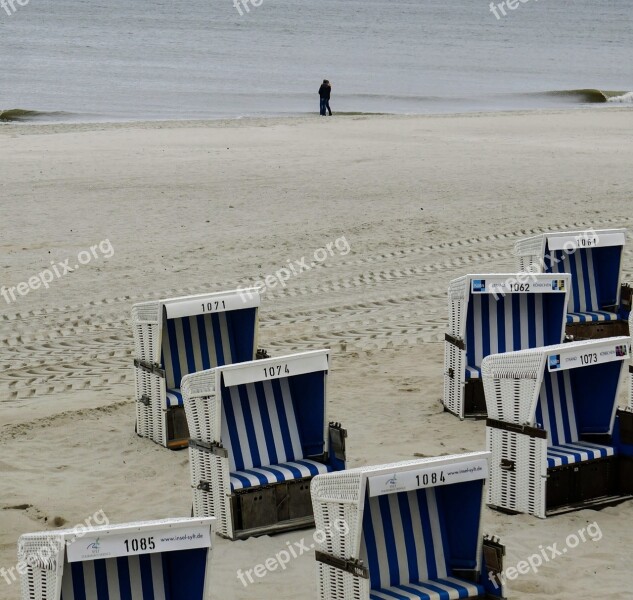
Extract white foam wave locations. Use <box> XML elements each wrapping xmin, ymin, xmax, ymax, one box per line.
<box><xmin>607</xmin><ymin>92</ymin><xmax>633</xmax><ymax>104</ymax></box>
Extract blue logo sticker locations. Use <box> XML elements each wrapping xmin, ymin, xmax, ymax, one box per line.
<box><xmin>548</xmin><ymin>355</ymin><xmax>561</xmax><ymax>370</ymax></box>
<box><xmin>472</xmin><ymin>280</ymin><xmax>486</xmax><ymax>292</ymax></box>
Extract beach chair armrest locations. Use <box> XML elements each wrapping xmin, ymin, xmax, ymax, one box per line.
<box><xmin>315</xmin><ymin>551</ymin><xmax>369</xmax><ymax>579</ymax></box>
<box><xmin>619</xmin><ymin>283</ymin><xmax>632</xmax><ymax>314</ymax></box>
<box><xmin>451</xmin><ymin>568</ymin><xmax>479</xmax><ymax>583</ymax></box>
<box><xmin>482</xmin><ymin>535</ymin><xmax>506</xmax><ymax>597</ymax></box>
<box><xmin>486</xmin><ymin>418</ymin><xmax>546</xmax><ymax>440</ymax></box>
<box><xmin>616</xmin><ymin>409</ymin><xmax>633</xmax><ymax>447</ymax></box>
<box><xmin>329</xmin><ymin>422</ymin><xmax>347</xmax><ymax>462</ymax></box>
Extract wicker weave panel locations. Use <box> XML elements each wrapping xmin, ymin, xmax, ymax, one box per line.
<box><xmin>132</xmin><ymin>303</ymin><xmax>164</xmax><ymax>443</ymax></box>
<box><xmin>182</xmin><ymin>370</ymin><xmax>221</xmax><ymax>444</ymax></box>
<box><xmin>443</xmin><ymin>343</ymin><xmax>465</xmax><ymax>418</ymax></box>
<box><xmin>487</xmin><ymin>425</ymin><xmax>546</xmax><ymax>518</ymax></box>
<box><xmin>316</xmin><ymin>562</ymin><xmax>368</xmax><ymax>600</ymax></box>
<box><xmin>189</xmin><ymin>445</ymin><xmax>232</xmax><ymax>538</ymax></box>
<box><xmin>17</xmin><ymin>535</ymin><xmax>63</xmax><ymax>600</ymax></box>
<box><xmin>513</xmin><ymin>234</ymin><xmax>546</xmax><ymax>273</ymax></box>
<box><xmin>447</xmin><ymin>276</ymin><xmax>469</xmax><ymax>304</ymax></box>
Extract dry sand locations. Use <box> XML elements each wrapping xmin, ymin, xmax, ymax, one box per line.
<box><xmin>1</xmin><ymin>108</ymin><xmax>632</xmax><ymax>599</ymax></box>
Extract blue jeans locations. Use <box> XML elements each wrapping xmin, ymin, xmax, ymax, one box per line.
<box><xmin>320</xmin><ymin>98</ymin><xmax>327</xmax><ymax>115</ymax></box>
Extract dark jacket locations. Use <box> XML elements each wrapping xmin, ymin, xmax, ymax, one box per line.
<box><xmin>318</xmin><ymin>84</ymin><xmax>331</xmax><ymax>100</ymax></box>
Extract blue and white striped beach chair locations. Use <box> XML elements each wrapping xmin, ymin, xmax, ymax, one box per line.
<box><xmin>444</xmin><ymin>273</ymin><xmax>570</xmax><ymax>419</ymax></box>
<box><xmin>132</xmin><ymin>289</ymin><xmax>260</xmax><ymax>449</ymax></box>
<box><xmin>514</xmin><ymin>228</ymin><xmax>631</xmax><ymax>338</ymax></box>
<box><xmin>311</xmin><ymin>452</ymin><xmax>506</xmax><ymax>600</ymax></box>
<box><xmin>17</xmin><ymin>518</ymin><xmax>214</xmax><ymax>600</ymax></box>
<box><xmin>484</xmin><ymin>336</ymin><xmax>633</xmax><ymax>518</ymax></box>
<box><xmin>182</xmin><ymin>349</ymin><xmax>347</xmax><ymax>539</ymax></box>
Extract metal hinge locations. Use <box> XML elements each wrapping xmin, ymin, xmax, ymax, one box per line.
<box><xmin>500</xmin><ymin>459</ymin><xmax>515</xmax><ymax>472</ymax></box>
<box><xmin>134</xmin><ymin>359</ymin><xmax>165</xmax><ymax>378</ymax></box>
<box><xmin>188</xmin><ymin>439</ymin><xmax>228</xmax><ymax>458</ymax></box>
<box><xmin>315</xmin><ymin>551</ymin><xmax>368</xmax><ymax>579</ymax></box>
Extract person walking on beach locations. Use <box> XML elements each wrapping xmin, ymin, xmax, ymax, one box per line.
<box><xmin>318</xmin><ymin>79</ymin><xmax>332</xmax><ymax>116</ymax></box>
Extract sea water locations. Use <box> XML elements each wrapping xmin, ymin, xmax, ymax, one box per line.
<box><xmin>0</xmin><ymin>0</ymin><xmax>631</xmax><ymax>122</ymax></box>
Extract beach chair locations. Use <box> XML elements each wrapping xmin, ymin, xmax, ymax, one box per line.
<box><xmin>182</xmin><ymin>349</ymin><xmax>347</xmax><ymax>540</ymax></box>
<box><xmin>513</xmin><ymin>228</ymin><xmax>631</xmax><ymax>339</ymax></box>
<box><xmin>311</xmin><ymin>451</ymin><xmax>506</xmax><ymax>600</ymax></box>
<box><xmin>485</xmin><ymin>337</ymin><xmax>633</xmax><ymax>518</ymax></box>
<box><xmin>132</xmin><ymin>289</ymin><xmax>260</xmax><ymax>449</ymax></box>
<box><xmin>444</xmin><ymin>273</ymin><xmax>570</xmax><ymax>419</ymax></box>
<box><xmin>17</xmin><ymin>517</ymin><xmax>215</xmax><ymax>600</ymax></box>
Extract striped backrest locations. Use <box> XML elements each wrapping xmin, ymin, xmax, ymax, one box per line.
<box><xmin>162</xmin><ymin>313</ymin><xmax>237</xmax><ymax>389</ymax></box>
<box><xmin>466</xmin><ymin>294</ymin><xmax>549</xmax><ymax>370</ymax></box>
<box><xmin>221</xmin><ymin>378</ymin><xmax>304</xmax><ymax>471</ymax></box>
<box><xmin>61</xmin><ymin>553</ymin><xmax>170</xmax><ymax>600</ymax></box>
<box><xmin>360</xmin><ymin>488</ymin><xmax>449</xmax><ymax>589</ymax></box>
<box><xmin>534</xmin><ymin>370</ymin><xmax>578</xmax><ymax>446</ymax></box>
<box><xmin>546</xmin><ymin>248</ymin><xmax>599</xmax><ymax>313</ymax></box>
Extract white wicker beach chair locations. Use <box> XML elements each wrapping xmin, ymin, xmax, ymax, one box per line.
<box><xmin>513</xmin><ymin>228</ymin><xmax>631</xmax><ymax>339</ymax></box>
<box><xmin>17</xmin><ymin>517</ymin><xmax>215</xmax><ymax>600</ymax></box>
<box><xmin>311</xmin><ymin>451</ymin><xmax>506</xmax><ymax>600</ymax></box>
<box><xmin>444</xmin><ymin>273</ymin><xmax>570</xmax><ymax>419</ymax></box>
<box><xmin>182</xmin><ymin>349</ymin><xmax>347</xmax><ymax>540</ymax></box>
<box><xmin>132</xmin><ymin>289</ymin><xmax>260</xmax><ymax>449</ymax></box>
<box><xmin>484</xmin><ymin>337</ymin><xmax>633</xmax><ymax>518</ymax></box>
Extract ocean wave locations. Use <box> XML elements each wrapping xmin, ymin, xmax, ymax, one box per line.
<box><xmin>0</xmin><ymin>109</ymin><xmax>74</xmax><ymax>122</ymax></box>
<box><xmin>606</xmin><ymin>91</ymin><xmax>633</xmax><ymax>104</ymax></box>
<box><xmin>541</xmin><ymin>89</ymin><xmax>630</xmax><ymax>103</ymax></box>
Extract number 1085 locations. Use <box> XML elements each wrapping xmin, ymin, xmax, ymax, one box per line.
<box><xmin>123</xmin><ymin>537</ymin><xmax>155</xmax><ymax>552</ymax></box>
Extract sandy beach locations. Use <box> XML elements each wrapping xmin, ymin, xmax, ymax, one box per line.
<box><xmin>1</xmin><ymin>108</ymin><xmax>632</xmax><ymax>599</ymax></box>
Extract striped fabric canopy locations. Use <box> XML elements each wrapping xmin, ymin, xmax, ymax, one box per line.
<box><xmin>61</xmin><ymin>554</ymin><xmax>171</xmax><ymax>600</ymax></box>
<box><xmin>535</xmin><ymin>370</ymin><xmax>615</xmax><ymax>468</ymax></box>
<box><xmin>221</xmin><ymin>377</ymin><xmax>331</xmax><ymax>491</ymax></box>
<box><xmin>161</xmin><ymin>312</ymin><xmax>238</xmax><ymax>404</ymax></box>
<box><xmin>361</xmin><ymin>488</ymin><xmax>484</xmax><ymax>600</ymax></box>
<box><xmin>546</xmin><ymin>249</ymin><xmax>618</xmax><ymax>323</ymax></box>
<box><xmin>465</xmin><ymin>294</ymin><xmax>555</xmax><ymax>379</ymax></box>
